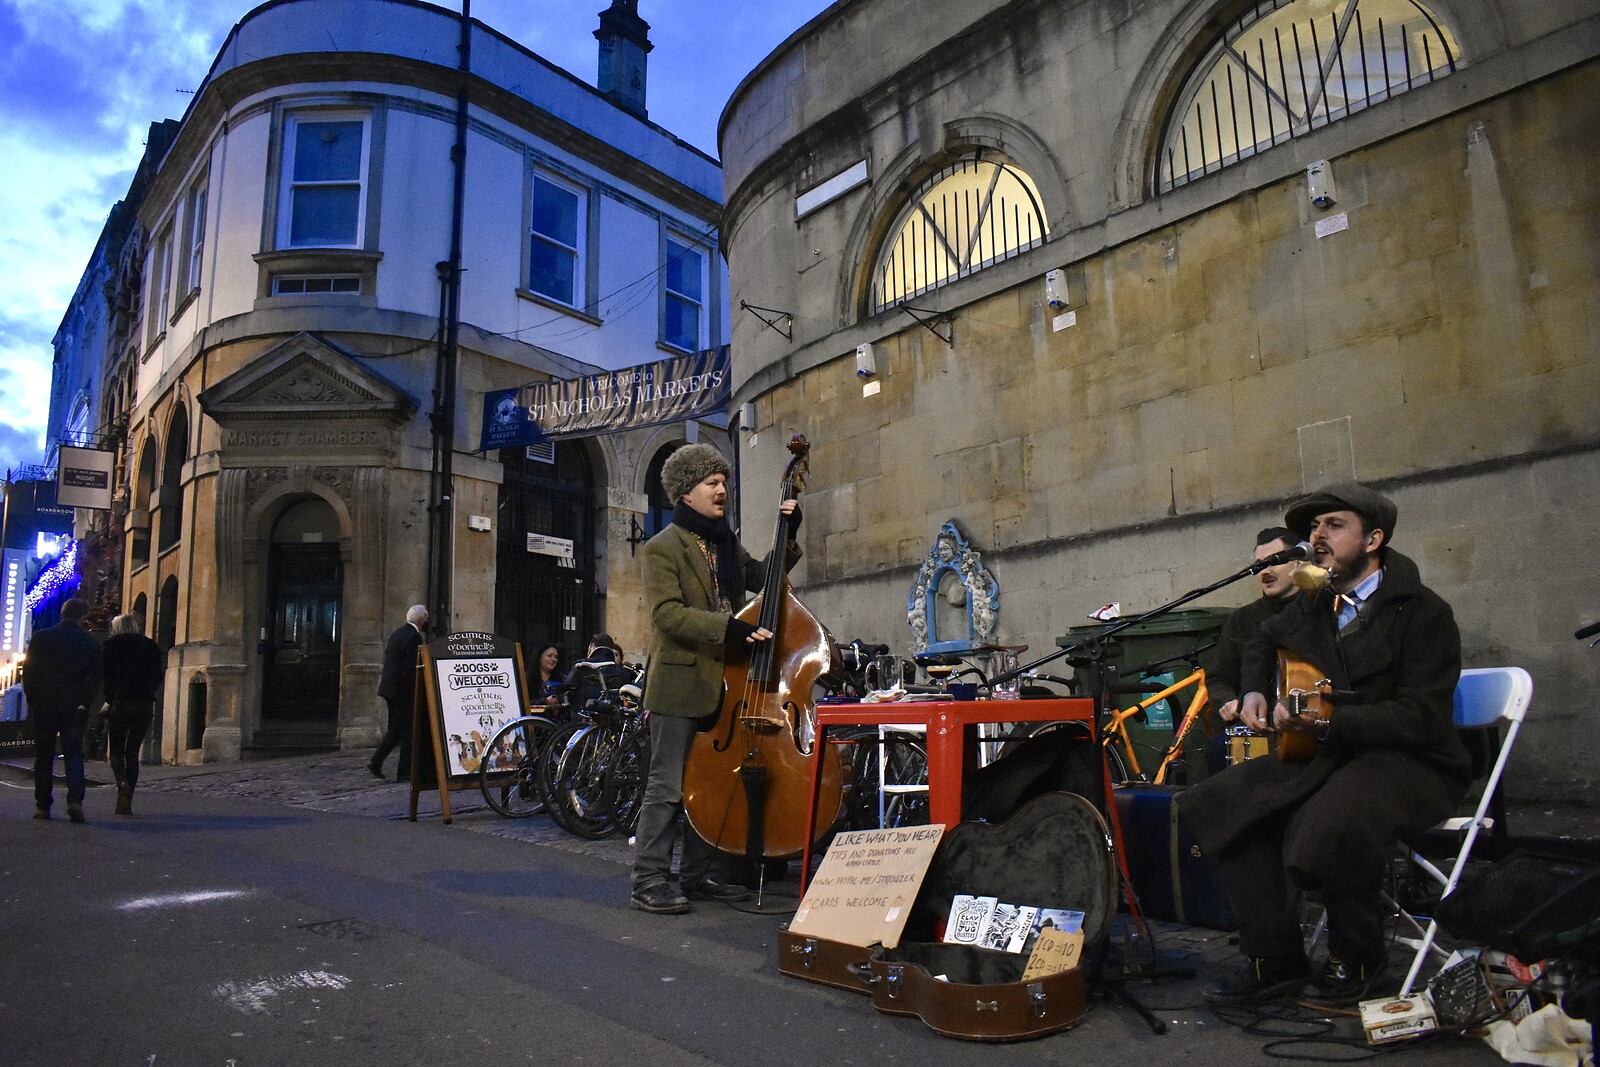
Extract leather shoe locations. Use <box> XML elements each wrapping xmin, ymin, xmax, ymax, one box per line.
<box><xmin>630</xmin><ymin>884</ymin><xmax>690</xmax><ymax>914</ymax></box>
<box><xmin>1306</xmin><ymin>956</ymin><xmax>1389</xmax><ymax>1006</ymax></box>
<box><xmin>1203</xmin><ymin>955</ymin><xmax>1311</xmax><ymax>1007</ymax></box>
<box><xmin>67</xmin><ymin>803</ymin><xmax>86</xmax><ymax>824</ymax></box>
<box><xmin>684</xmin><ymin>875</ymin><xmax>752</xmax><ymax>903</ymax></box>
<box><xmin>33</xmin><ymin>807</ymin><xmax>49</xmax><ymax>820</ymax></box>
<box><xmin>367</xmin><ymin>762</ymin><xmax>386</xmax><ymax>779</ymax></box>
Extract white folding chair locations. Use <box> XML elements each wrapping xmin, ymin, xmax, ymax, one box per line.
<box><xmin>1394</xmin><ymin>666</ymin><xmax>1534</xmax><ymax>994</ymax></box>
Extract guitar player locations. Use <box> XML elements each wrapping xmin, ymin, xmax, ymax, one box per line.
<box><xmin>1177</xmin><ymin>482</ymin><xmax>1472</xmax><ymax>1008</ymax></box>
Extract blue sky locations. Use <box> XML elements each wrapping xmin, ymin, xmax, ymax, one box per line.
<box><xmin>0</xmin><ymin>0</ymin><xmax>830</xmax><ymax>475</ymax></box>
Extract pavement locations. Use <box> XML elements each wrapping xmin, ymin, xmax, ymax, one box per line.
<box><xmin>3</xmin><ymin>748</ymin><xmax>1592</xmax><ymax>1065</ymax></box>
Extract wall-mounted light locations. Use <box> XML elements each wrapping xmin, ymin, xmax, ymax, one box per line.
<box><xmin>1044</xmin><ymin>268</ymin><xmax>1068</xmax><ymax>310</ymax></box>
<box><xmin>855</xmin><ymin>342</ymin><xmax>877</xmax><ymax>379</ymax></box>
<box><xmin>1307</xmin><ymin>159</ymin><xmax>1336</xmax><ymax>209</ymax></box>
<box><xmin>466</xmin><ymin>514</ymin><xmax>492</xmax><ymax>532</ymax></box>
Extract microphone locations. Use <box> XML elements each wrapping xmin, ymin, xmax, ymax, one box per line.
<box><xmin>1251</xmin><ymin>541</ymin><xmax>1314</xmax><ymax>571</ymax></box>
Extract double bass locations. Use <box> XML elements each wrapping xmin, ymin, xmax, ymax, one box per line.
<box><xmin>681</xmin><ymin>435</ymin><xmax>847</xmax><ymax>859</ymax></box>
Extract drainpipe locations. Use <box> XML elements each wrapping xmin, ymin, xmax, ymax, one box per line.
<box><xmin>429</xmin><ymin>1</ymin><xmax>471</xmax><ymax>636</ymax></box>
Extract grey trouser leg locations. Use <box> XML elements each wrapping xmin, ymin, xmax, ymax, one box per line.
<box><xmin>632</xmin><ymin>714</ymin><xmax>698</xmax><ymax>892</ymax></box>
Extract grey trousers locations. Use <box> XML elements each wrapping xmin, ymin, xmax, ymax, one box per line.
<box><xmin>631</xmin><ymin>713</ymin><xmax>718</xmax><ymax>891</ymax></box>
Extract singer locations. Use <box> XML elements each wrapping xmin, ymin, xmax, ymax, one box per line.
<box><xmin>1177</xmin><ymin>482</ymin><xmax>1470</xmax><ymax>1008</ymax></box>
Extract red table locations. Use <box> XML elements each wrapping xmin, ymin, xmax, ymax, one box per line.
<box><xmin>801</xmin><ymin>697</ymin><xmax>1096</xmax><ymax>892</ymax></box>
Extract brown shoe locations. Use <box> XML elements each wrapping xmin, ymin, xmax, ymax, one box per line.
<box><xmin>33</xmin><ymin>807</ymin><xmax>49</xmax><ymax>820</ymax></box>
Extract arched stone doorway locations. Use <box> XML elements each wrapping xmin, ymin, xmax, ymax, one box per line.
<box><xmin>260</xmin><ymin>497</ymin><xmax>344</xmax><ymax>745</ymax></box>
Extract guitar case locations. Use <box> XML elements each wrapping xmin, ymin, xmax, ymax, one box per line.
<box><xmin>865</xmin><ymin>791</ymin><xmax>1117</xmax><ymax>1041</ymax></box>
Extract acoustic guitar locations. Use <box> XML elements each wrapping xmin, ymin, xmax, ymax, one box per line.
<box><xmin>1275</xmin><ymin>650</ymin><xmax>1333</xmax><ymax>762</ymax></box>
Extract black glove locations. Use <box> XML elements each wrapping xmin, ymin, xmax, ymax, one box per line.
<box><xmin>726</xmin><ymin>617</ymin><xmax>760</xmax><ymax>644</ymax></box>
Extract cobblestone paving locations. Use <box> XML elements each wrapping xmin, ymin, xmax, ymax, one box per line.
<box><xmin>137</xmin><ymin>749</ymin><xmax>636</xmax><ymax>866</ymax></box>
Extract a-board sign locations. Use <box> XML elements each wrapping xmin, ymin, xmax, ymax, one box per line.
<box><xmin>408</xmin><ymin>631</ymin><xmax>530</xmax><ymax>825</ymax></box>
<box><xmin>789</xmin><ymin>825</ymin><xmax>945</xmax><ymax>949</ymax></box>
<box><xmin>424</xmin><ymin>632</ymin><xmax>527</xmax><ymax>779</ymax></box>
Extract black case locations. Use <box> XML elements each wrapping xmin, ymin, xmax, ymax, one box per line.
<box><xmin>1112</xmin><ymin>783</ymin><xmax>1236</xmax><ymax>931</ymax></box>
<box><xmin>865</xmin><ymin>791</ymin><xmax>1117</xmax><ymax>1040</ymax></box>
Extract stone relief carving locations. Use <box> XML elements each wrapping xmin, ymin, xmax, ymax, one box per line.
<box><xmin>261</xmin><ymin>368</ymin><xmax>351</xmax><ymax>405</ymax></box>
<box><xmin>244</xmin><ymin>467</ymin><xmax>289</xmax><ymax>506</ymax></box>
<box><xmin>312</xmin><ymin>466</ymin><xmax>355</xmax><ymax>502</ymax></box>
<box><xmin>907</xmin><ymin>520</ymin><xmax>1000</xmax><ymax>653</ymax></box>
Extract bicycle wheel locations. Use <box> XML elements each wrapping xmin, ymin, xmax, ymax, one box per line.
<box><xmin>536</xmin><ymin>721</ymin><xmax>590</xmax><ymax>827</ymax></box>
<box><xmin>602</xmin><ymin>725</ymin><xmax>650</xmax><ymax>836</ymax></box>
<box><xmin>545</xmin><ymin>723</ymin><xmax>624</xmax><ymax>839</ymax></box>
<box><xmin>879</xmin><ymin>735</ymin><xmax>930</xmax><ymax>827</ymax></box>
<box><xmin>479</xmin><ymin>715</ymin><xmax>557</xmax><ymax>818</ymax></box>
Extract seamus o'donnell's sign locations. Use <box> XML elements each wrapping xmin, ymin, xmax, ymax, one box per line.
<box><xmin>480</xmin><ymin>345</ymin><xmax>730</xmax><ymax>449</ymax></box>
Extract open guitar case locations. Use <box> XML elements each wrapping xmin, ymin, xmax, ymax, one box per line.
<box><xmin>782</xmin><ymin>791</ymin><xmax>1117</xmax><ymax>1041</ymax></box>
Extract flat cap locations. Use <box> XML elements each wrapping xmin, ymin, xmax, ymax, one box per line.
<box><xmin>1284</xmin><ymin>481</ymin><xmax>1398</xmax><ymax>542</ymax></box>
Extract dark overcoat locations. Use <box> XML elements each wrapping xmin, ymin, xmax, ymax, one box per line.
<box><xmin>22</xmin><ymin>620</ymin><xmax>102</xmax><ymax>714</ymax></box>
<box><xmin>1178</xmin><ymin>549</ymin><xmax>1471</xmax><ymax>885</ymax></box>
<box><xmin>1203</xmin><ymin>592</ymin><xmax>1294</xmax><ymax>709</ymax></box>
<box><xmin>102</xmin><ymin>632</ymin><xmax>165</xmax><ymax>716</ymax></box>
<box><xmin>377</xmin><ymin>623</ymin><xmax>424</xmax><ymax>703</ymax></box>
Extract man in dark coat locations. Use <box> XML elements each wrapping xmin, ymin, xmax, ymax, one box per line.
<box><xmin>102</xmin><ymin>612</ymin><xmax>166</xmax><ymax>815</ymax></box>
<box><xmin>630</xmin><ymin>443</ymin><xmax>799</xmax><ymax>914</ymax></box>
<box><xmin>369</xmin><ymin>604</ymin><xmax>428</xmax><ymax>780</ymax></box>
<box><xmin>23</xmin><ymin>597</ymin><xmax>103</xmax><ymax>822</ymax></box>
<box><xmin>1178</xmin><ymin>483</ymin><xmax>1470</xmax><ymax>1007</ymax></box>
<box><xmin>1205</xmin><ymin>526</ymin><xmax>1305</xmax><ymax>720</ymax></box>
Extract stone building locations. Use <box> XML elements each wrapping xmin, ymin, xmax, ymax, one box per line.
<box><xmin>719</xmin><ymin>0</ymin><xmax>1600</xmax><ymax>800</ymax></box>
<box><xmin>51</xmin><ymin>0</ymin><xmax>732</xmax><ymax>763</ymax></box>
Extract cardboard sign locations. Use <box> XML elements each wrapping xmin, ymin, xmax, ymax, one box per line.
<box><xmin>790</xmin><ymin>825</ymin><xmax>945</xmax><ymax>948</ymax></box>
<box><xmin>1022</xmin><ymin>927</ymin><xmax>1085</xmax><ymax>981</ymax></box>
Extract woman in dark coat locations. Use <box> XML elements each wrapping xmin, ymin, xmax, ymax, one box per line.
<box><xmin>102</xmin><ymin>613</ymin><xmax>165</xmax><ymax>815</ymax></box>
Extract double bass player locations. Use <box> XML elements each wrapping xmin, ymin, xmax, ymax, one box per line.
<box><xmin>631</xmin><ymin>443</ymin><xmax>801</xmax><ymax>914</ymax></box>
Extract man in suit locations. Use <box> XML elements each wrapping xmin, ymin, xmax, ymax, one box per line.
<box><xmin>369</xmin><ymin>604</ymin><xmax>428</xmax><ymax>780</ymax></box>
<box><xmin>630</xmin><ymin>444</ymin><xmax>799</xmax><ymax>914</ymax></box>
<box><xmin>24</xmin><ymin>597</ymin><xmax>103</xmax><ymax>822</ymax></box>
<box><xmin>1179</xmin><ymin>483</ymin><xmax>1469</xmax><ymax>1007</ymax></box>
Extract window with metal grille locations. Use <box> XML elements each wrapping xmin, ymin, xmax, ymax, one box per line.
<box><xmin>272</xmin><ymin>275</ymin><xmax>361</xmax><ymax>295</ymax></box>
<box><xmin>869</xmin><ymin>154</ymin><xmax>1048</xmax><ymax>314</ymax></box>
<box><xmin>1158</xmin><ymin>0</ymin><xmax>1459</xmax><ymax>193</ymax></box>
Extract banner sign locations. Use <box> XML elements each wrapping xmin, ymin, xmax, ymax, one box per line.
<box><xmin>480</xmin><ymin>345</ymin><xmax>730</xmax><ymax>449</ymax></box>
<box><xmin>57</xmin><ymin>446</ymin><xmax>115</xmax><ymax>510</ymax></box>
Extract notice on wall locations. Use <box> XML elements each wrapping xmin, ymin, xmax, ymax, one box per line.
<box><xmin>426</xmin><ymin>633</ymin><xmax>526</xmax><ymax>779</ymax></box>
<box><xmin>790</xmin><ymin>825</ymin><xmax>945</xmax><ymax>948</ymax></box>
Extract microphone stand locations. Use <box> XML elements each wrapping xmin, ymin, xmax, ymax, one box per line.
<box><xmin>984</xmin><ymin>554</ymin><xmax>1282</xmax><ymax>1033</ymax></box>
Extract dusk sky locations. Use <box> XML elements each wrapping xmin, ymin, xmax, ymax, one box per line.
<box><xmin>0</xmin><ymin>0</ymin><xmax>831</xmax><ymax>476</ymax></box>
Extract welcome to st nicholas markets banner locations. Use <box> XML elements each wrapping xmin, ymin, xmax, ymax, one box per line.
<box><xmin>479</xmin><ymin>345</ymin><xmax>730</xmax><ymax>449</ymax></box>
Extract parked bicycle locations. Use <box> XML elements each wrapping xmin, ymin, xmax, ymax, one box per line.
<box><xmin>534</xmin><ymin>660</ymin><xmax>649</xmax><ymax>839</ymax></box>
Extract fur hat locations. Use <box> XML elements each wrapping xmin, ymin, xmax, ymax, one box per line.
<box><xmin>1284</xmin><ymin>481</ymin><xmax>1398</xmax><ymax>543</ymax></box>
<box><xmin>661</xmin><ymin>443</ymin><xmax>730</xmax><ymax>502</ymax></box>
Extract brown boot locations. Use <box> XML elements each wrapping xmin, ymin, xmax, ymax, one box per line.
<box><xmin>116</xmin><ymin>786</ymin><xmax>133</xmax><ymax>816</ymax></box>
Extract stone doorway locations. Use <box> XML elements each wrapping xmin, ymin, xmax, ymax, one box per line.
<box><xmin>259</xmin><ymin>499</ymin><xmax>344</xmax><ymax>747</ymax></box>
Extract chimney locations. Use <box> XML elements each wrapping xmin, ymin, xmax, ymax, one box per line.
<box><xmin>595</xmin><ymin>0</ymin><xmax>653</xmax><ymax>119</ymax></box>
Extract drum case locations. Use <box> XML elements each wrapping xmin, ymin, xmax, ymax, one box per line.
<box><xmin>1112</xmin><ymin>782</ymin><xmax>1236</xmax><ymax>931</ymax></box>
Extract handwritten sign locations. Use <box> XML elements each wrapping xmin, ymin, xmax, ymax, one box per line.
<box><xmin>1022</xmin><ymin>927</ymin><xmax>1085</xmax><ymax>981</ymax></box>
<box><xmin>790</xmin><ymin>825</ymin><xmax>944</xmax><ymax>948</ymax></box>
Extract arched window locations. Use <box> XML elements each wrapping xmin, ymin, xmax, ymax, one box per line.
<box><xmin>869</xmin><ymin>153</ymin><xmax>1048</xmax><ymax>314</ymax></box>
<box><xmin>1158</xmin><ymin>0</ymin><xmax>1459</xmax><ymax>193</ymax></box>
<box><xmin>642</xmin><ymin>444</ymin><xmax>680</xmax><ymax>538</ymax></box>
<box><xmin>158</xmin><ymin>406</ymin><xmax>188</xmax><ymax>552</ymax></box>
<box><xmin>131</xmin><ymin>440</ymin><xmax>158</xmax><ymax>569</ymax></box>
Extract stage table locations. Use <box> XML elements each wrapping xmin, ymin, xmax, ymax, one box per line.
<box><xmin>801</xmin><ymin>696</ymin><xmax>1096</xmax><ymax>892</ymax></box>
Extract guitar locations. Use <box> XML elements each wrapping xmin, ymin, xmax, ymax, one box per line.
<box><xmin>1275</xmin><ymin>650</ymin><xmax>1333</xmax><ymax>762</ymax></box>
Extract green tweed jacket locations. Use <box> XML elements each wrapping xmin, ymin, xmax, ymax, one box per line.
<box><xmin>641</xmin><ymin>523</ymin><xmax>794</xmax><ymax>719</ymax></box>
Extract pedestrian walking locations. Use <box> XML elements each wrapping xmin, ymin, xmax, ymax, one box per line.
<box><xmin>23</xmin><ymin>598</ymin><xmax>103</xmax><ymax>822</ymax></box>
<box><xmin>101</xmin><ymin>613</ymin><xmax>165</xmax><ymax>816</ymax></box>
<box><xmin>370</xmin><ymin>604</ymin><xmax>428</xmax><ymax>780</ymax></box>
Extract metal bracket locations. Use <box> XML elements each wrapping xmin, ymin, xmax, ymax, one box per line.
<box><xmin>740</xmin><ymin>301</ymin><xmax>793</xmax><ymax>341</ymax></box>
<box><xmin>896</xmin><ymin>302</ymin><xmax>953</xmax><ymax>346</ymax></box>
<box><xmin>627</xmin><ymin>515</ymin><xmax>650</xmax><ymax>557</ymax></box>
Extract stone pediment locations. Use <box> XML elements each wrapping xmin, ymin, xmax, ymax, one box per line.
<box><xmin>199</xmin><ymin>332</ymin><xmax>415</xmax><ymax>425</ymax></box>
